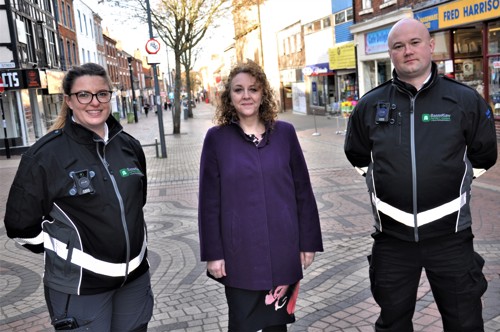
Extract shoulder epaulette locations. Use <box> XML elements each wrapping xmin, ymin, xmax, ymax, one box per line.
<box><xmin>27</xmin><ymin>129</ymin><xmax>64</xmax><ymax>155</ymax></box>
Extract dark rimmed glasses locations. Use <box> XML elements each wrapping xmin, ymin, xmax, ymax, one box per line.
<box><xmin>68</xmin><ymin>90</ymin><xmax>113</xmax><ymax>104</ymax></box>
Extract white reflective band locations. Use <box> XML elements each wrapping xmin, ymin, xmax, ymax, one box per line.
<box><xmin>44</xmin><ymin>234</ymin><xmax>147</xmax><ymax>277</ymax></box>
<box><xmin>372</xmin><ymin>192</ymin><xmax>467</xmax><ymax>228</ymax></box>
<box><xmin>355</xmin><ymin>166</ymin><xmax>367</xmax><ymax>176</ymax></box>
<box><xmin>473</xmin><ymin>168</ymin><xmax>486</xmax><ymax>178</ymax></box>
<box><xmin>14</xmin><ymin>232</ymin><xmax>44</xmax><ymax>246</ymax></box>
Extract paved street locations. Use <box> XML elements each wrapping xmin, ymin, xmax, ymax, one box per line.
<box><xmin>1</xmin><ymin>102</ymin><xmax>499</xmax><ymax>332</ymax></box>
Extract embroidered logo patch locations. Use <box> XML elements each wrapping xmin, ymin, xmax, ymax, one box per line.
<box><xmin>119</xmin><ymin>167</ymin><xmax>143</xmax><ymax>177</ymax></box>
<box><xmin>422</xmin><ymin>113</ymin><xmax>451</xmax><ymax>122</ymax></box>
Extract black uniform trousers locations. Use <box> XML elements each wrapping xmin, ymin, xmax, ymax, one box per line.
<box><xmin>368</xmin><ymin>227</ymin><xmax>487</xmax><ymax>332</ymax></box>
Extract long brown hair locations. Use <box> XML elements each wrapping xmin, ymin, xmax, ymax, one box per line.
<box><xmin>214</xmin><ymin>60</ymin><xmax>278</xmax><ymax>126</ymax></box>
<box><xmin>49</xmin><ymin>63</ymin><xmax>113</xmax><ymax>131</ymax></box>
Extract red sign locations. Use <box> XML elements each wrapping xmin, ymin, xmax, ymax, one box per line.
<box><xmin>145</xmin><ymin>38</ymin><xmax>160</xmax><ymax>54</ymax></box>
<box><xmin>0</xmin><ymin>76</ymin><xmax>3</xmax><ymax>93</ymax></box>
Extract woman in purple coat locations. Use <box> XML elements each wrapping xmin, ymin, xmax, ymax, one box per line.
<box><xmin>198</xmin><ymin>60</ymin><xmax>323</xmax><ymax>332</ymax></box>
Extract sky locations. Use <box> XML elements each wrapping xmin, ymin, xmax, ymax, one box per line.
<box><xmin>83</xmin><ymin>0</ymin><xmax>234</xmax><ymax>72</ymax></box>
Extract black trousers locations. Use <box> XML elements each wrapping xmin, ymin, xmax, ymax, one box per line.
<box><xmin>369</xmin><ymin>228</ymin><xmax>487</xmax><ymax>332</ymax></box>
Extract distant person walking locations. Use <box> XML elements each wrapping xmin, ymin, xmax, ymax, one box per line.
<box><xmin>3</xmin><ymin>63</ymin><xmax>153</xmax><ymax>331</ymax></box>
<box><xmin>198</xmin><ymin>60</ymin><xmax>323</xmax><ymax>332</ymax></box>
<box><xmin>344</xmin><ymin>18</ymin><xmax>497</xmax><ymax>331</ymax></box>
<box><xmin>144</xmin><ymin>103</ymin><xmax>150</xmax><ymax>117</ymax></box>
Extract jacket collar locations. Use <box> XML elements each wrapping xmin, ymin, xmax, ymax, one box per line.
<box><xmin>392</xmin><ymin>62</ymin><xmax>438</xmax><ymax>95</ymax></box>
<box><xmin>64</xmin><ymin>113</ymin><xmax>123</xmax><ymax>144</ymax></box>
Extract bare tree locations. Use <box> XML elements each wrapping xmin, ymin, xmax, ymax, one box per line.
<box><xmin>148</xmin><ymin>0</ymin><xmax>230</xmax><ymax>133</ymax></box>
<box><xmin>181</xmin><ymin>45</ymin><xmax>202</xmax><ymax>118</ymax></box>
<box><xmin>103</xmin><ymin>0</ymin><xmax>229</xmax><ymax>133</ymax></box>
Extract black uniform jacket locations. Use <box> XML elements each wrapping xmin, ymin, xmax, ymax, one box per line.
<box><xmin>4</xmin><ymin>114</ymin><xmax>149</xmax><ymax>295</ymax></box>
<box><xmin>345</xmin><ymin>62</ymin><xmax>497</xmax><ymax>242</ymax></box>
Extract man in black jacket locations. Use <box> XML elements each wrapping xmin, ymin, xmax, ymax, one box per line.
<box><xmin>345</xmin><ymin>18</ymin><xmax>497</xmax><ymax>331</ymax></box>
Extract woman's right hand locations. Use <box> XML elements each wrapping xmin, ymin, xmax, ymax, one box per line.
<box><xmin>207</xmin><ymin>259</ymin><xmax>226</xmax><ymax>279</ymax></box>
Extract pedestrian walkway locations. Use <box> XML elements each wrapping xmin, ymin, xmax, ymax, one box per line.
<box><xmin>1</xmin><ymin>102</ymin><xmax>499</xmax><ymax>331</ymax></box>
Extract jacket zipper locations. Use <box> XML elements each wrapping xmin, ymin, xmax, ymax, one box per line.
<box><xmin>96</xmin><ymin>135</ymin><xmax>131</xmax><ymax>286</ymax></box>
<box><xmin>409</xmin><ymin>97</ymin><xmax>419</xmax><ymax>242</ymax></box>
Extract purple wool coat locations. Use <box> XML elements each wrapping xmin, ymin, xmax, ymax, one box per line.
<box><xmin>198</xmin><ymin>120</ymin><xmax>323</xmax><ymax>291</ymax></box>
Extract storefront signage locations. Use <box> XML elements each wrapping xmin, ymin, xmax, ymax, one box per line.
<box><xmin>329</xmin><ymin>42</ymin><xmax>356</xmax><ymax>70</ymax></box>
<box><xmin>0</xmin><ymin>63</ymin><xmax>16</xmax><ymax>69</ymax></box>
<box><xmin>302</xmin><ymin>63</ymin><xmax>333</xmax><ymax>76</ymax></box>
<box><xmin>414</xmin><ymin>8</ymin><xmax>440</xmax><ymax>31</ymax></box>
<box><xmin>365</xmin><ymin>28</ymin><xmax>390</xmax><ymax>54</ymax></box>
<box><xmin>0</xmin><ymin>69</ymin><xmax>41</xmax><ymax>90</ymax></box>
<box><xmin>46</xmin><ymin>69</ymin><xmax>65</xmax><ymax>94</ymax></box>
<box><xmin>439</xmin><ymin>0</ymin><xmax>500</xmax><ymax>29</ymax></box>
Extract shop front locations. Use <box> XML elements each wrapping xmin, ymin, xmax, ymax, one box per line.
<box><xmin>328</xmin><ymin>41</ymin><xmax>358</xmax><ymax>116</ymax></box>
<box><xmin>1</xmin><ymin>68</ymin><xmax>46</xmax><ymax>155</ymax></box>
<box><xmin>302</xmin><ymin>63</ymin><xmax>335</xmax><ymax>116</ymax></box>
<box><xmin>415</xmin><ymin>0</ymin><xmax>500</xmax><ymax>121</ymax></box>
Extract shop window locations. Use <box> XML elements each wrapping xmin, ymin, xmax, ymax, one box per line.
<box><xmin>488</xmin><ymin>21</ymin><xmax>500</xmax><ymax>54</ymax></box>
<box><xmin>310</xmin><ymin>76</ymin><xmax>327</xmax><ymax>107</ymax></box>
<box><xmin>432</xmin><ymin>32</ymin><xmax>451</xmax><ymax>61</ymax></box>
<box><xmin>489</xmin><ymin>56</ymin><xmax>500</xmax><ymax>116</ymax></box>
<box><xmin>454</xmin><ymin>26</ymin><xmax>482</xmax><ymax>56</ymax></box>
<box><xmin>453</xmin><ymin>26</ymin><xmax>483</xmax><ymax>92</ymax></box>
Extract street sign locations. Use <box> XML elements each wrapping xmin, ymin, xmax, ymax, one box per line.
<box><xmin>145</xmin><ymin>38</ymin><xmax>160</xmax><ymax>54</ymax></box>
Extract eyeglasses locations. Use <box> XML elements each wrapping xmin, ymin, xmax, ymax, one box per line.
<box><xmin>68</xmin><ymin>90</ymin><xmax>113</xmax><ymax>104</ymax></box>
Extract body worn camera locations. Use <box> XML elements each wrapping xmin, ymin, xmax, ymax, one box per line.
<box><xmin>375</xmin><ymin>101</ymin><xmax>391</xmax><ymax>123</ymax></box>
<box><xmin>69</xmin><ymin>169</ymin><xmax>95</xmax><ymax>196</ymax></box>
<box><xmin>53</xmin><ymin>317</ymin><xmax>79</xmax><ymax>330</ymax></box>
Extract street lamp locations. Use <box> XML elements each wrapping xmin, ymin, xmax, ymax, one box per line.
<box><xmin>145</xmin><ymin>0</ymin><xmax>167</xmax><ymax>158</ymax></box>
<box><xmin>127</xmin><ymin>56</ymin><xmax>138</xmax><ymax>123</ymax></box>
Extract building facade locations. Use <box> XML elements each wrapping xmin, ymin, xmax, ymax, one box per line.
<box><xmin>0</xmin><ymin>0</ymin><xmax>63</xmax><ymax>156</ymax></box>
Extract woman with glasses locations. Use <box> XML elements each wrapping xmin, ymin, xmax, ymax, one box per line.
<box><xmin>4</xmin><ymin>63</ymin><xmax>153</xmax><ymax>331</ymax></box>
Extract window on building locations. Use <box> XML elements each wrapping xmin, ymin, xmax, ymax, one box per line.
<box><xmin>84</xmin><ymin>14</ymin><xmax>88</xmax><ymax>35</ymax></box>
<box><xmin>363</xmin><ymin>0</ymin><xmax>372</xmax><ymax>9</ymax></box>
<box><xmin>48</xmin><ymin>30</ymin><xmax>58</xmax><ymax>67</ymax></box>
<box><xmin>323</xmin><ymin>17</ymin><xmax>331</xmax><ymax>28</ymax></box>
<box><xmin>296</xmin><ymin>33</ymin><xmax>302</xmax><ymax>51</ymax></box>
<box><xmin>25</xmin><ymin>19</ymin><xmax>36</xmax><ymax>63</ymax></box>
<box><xmin>82</xmin><ymin>47</ymin><xmax>85</xmax><ymax>62</ymax></box>
<box><xmin>73</xmin><ymin>42</ymin><xmax>77</xmax><ymax>64</ymax></box>
<box><xmin>335</xmin><ymin>9</ymin><xmax>353</xmax><ymax>25</ymax></box>
<box><xmin>78</xmin><ymin>10</ymin><xmax>82</xmax><ymax>32</ymax></box>
<box><xmin>346</xmin><ymin>8</ymin><xmax>353</xmax><ymax>21</ymax></box>
<box><xmin>89</xmin><ymin>18</ymin><xmax>93</xmax><ymax>39</ymax></box>
<box><xmin>61</xmin><ymin>1</ymin><xmax>66</xmax><ymax>26</ymax></box>
<box><xmin>67</xmin><ymin>40</ymin><xmax>71</xmax><ymax>66</ymax></box>
<box><xmin>335</xmin><ymin>11</ymin><xmax>346</xmax><ymax>25</ymax></box>
<box><xmin>67</xmin><ymin>4</ymin><xmax>72</xmax><ymax>29</ymax></box>
<box><xmin>305</xmin><ymin>23</ymin><xmax>313</xmax><ymax>35</ymax></box>
<box><xmin>313</xmin><ymin>20</ymin><xmax>321</xmax><ymax>31</ymax></box>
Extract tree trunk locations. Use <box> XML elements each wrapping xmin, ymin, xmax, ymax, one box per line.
<box><xmin>173</xmin><ymin>52</ymin><xmax>182</xmax><ymax>134</ymax></box>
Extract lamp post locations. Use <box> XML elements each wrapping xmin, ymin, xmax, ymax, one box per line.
<box><xmin>127</xmin><ymin>56</ymin><xmax>138</xmax><ymax>123</ymax></box>
<box><xmin>145</xmin><ymin>0</ymin><xmax>167</xmax><ymax>158</ymax></box>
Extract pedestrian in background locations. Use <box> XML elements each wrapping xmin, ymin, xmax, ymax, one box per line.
<box><xmin>4</xmin><ymin>63</ymin><xmax>153</xmax><ymax>331</ymax></box>
<box><xmin>198</xmin><ymin>60</ymin><xmax>323</xmax><ymax>332</ymax></box>
<box><xmin>144</xmin><ymin>102</ymin><xmax>150</xmax><ymax>117</ymax></box>
<box><xmin>344</xmin><ymin>18</ymin><xmax>497</xmax><ymax>331</ymax></box>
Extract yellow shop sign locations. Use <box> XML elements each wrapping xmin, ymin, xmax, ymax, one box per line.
<box><xmin>439</xmin><ymin>0</ymin><xmax>500</xmax><ymax>28</ymax></box>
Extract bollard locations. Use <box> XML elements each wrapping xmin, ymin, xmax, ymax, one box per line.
<box><xmin>155</xmin><ymin>138</ymin><xmax>159</xmax><ymax>158</ymax></box>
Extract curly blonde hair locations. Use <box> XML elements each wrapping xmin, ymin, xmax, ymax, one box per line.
<box><xmin>214</xmin><ymin>60</ymin><xmax>278</xmax><ymax>126</ymax></box>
